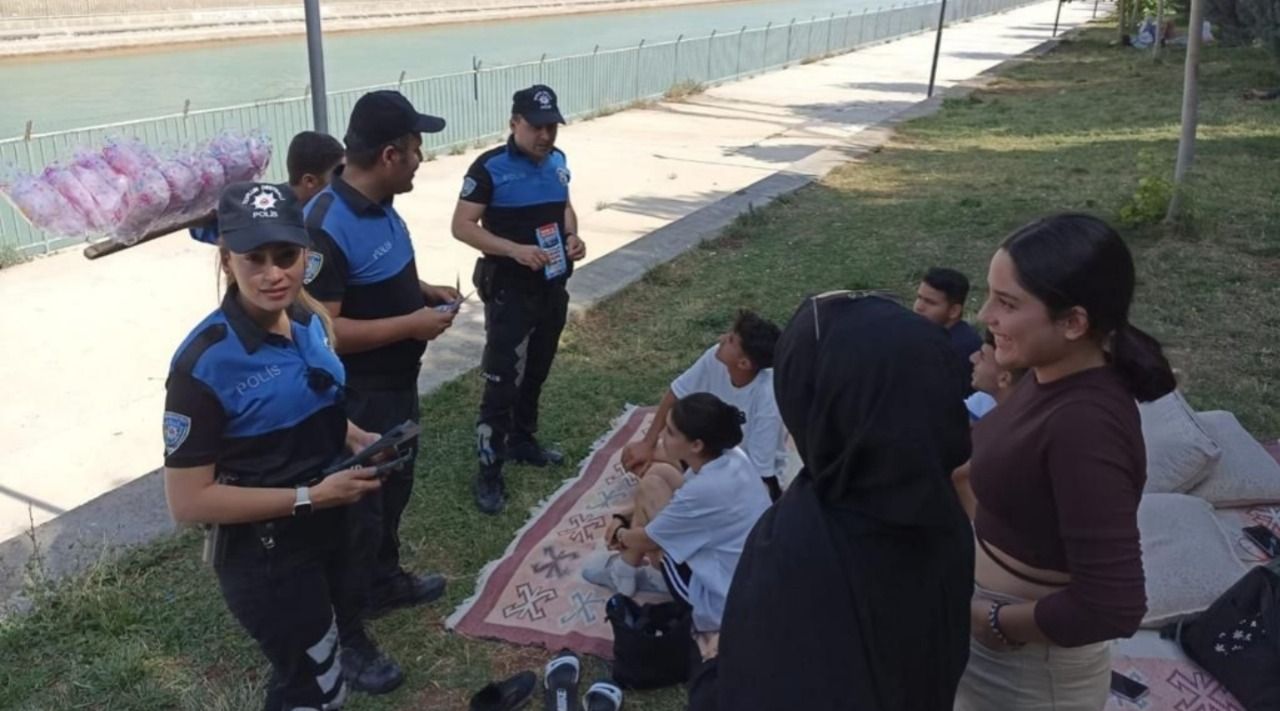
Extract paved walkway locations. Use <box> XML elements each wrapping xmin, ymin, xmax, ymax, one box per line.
<box><xmin>0</xmin><ymin>0</ymin><xmax>1097</xmax><ymax>546</ymax></box>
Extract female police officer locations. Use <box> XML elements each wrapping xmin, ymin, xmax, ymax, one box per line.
<box><xmin>162</xmin><ymin>181</ymin><xmax>391</xmax><ymax>710</ymax></box>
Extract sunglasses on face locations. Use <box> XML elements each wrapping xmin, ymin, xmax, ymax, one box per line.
<box><xmin>241</xmin><ymin>246</ymin><xmax>304</xmax><ymax>269</ymax></box>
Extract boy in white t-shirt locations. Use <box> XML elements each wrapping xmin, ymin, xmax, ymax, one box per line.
<box><xmin>620</xmin><ymin>310</ymin><xmax>786</xmax><ymax>498</ymax></box>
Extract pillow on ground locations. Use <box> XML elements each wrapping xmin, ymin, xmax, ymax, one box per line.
<box><xmin>1139</xmin><ymin>493</ymin><xmax>1248</xmax><ymax>628</ymax></box>
<box><xmin>1189</xmin><ymin>411</ymin><xmax>1280</xmax><ymax>507</ymax></box>
<box><xmin>1139</xmin><ymin>390</ymin><xmax>1221</xmax><ymax>494</ymax></box>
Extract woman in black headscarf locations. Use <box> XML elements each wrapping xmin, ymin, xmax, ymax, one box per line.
<box><xmin>711</xmin><ymin>292</ymin><xmax>975</xmax><ymax>711</ymax></box>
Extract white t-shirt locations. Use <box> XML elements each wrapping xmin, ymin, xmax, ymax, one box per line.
<box><xmin>646</xmin><ymin>447</ymin><xmax>771</xmax><ymax>632</ymax></box>
<box><xmin>671</xmin><ymin>345</ymin><xmax>786</xmax><ymax>479</ymax></box>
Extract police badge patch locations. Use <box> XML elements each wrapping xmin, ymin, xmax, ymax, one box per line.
<box><xmin>163</xmin><ymin>411</ymin><xmax>192</xmax><ymax>455</ymax></box>
<box><xmin>461</xmin><ymin>176</ymin><xmax>477</xmax><ymax>198</ymax></box>
<box><xmin>556</xmin><ymin>168</ymin><xmax>570</xmax><ymax>186</ymax></box>
<box><xmin>304</xmin><ymin>251</ymin><xmax>324</xmax><ymax>285</ymax></box>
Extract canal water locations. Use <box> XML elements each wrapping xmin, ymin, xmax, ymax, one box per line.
<box><xmin>1</xmin><ymin>0</ymin><xmax>888</xmax><ymax>138</ymax></box>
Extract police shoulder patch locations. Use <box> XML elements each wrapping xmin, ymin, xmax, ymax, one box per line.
<box><xmin>303</xmin><ymin>251</ymin><xmax>324</xmax><ymax>285</ymax></box>
<box><xmin>163</xmin><ymin>411</ymin><xmax>192</xmax><ymax>455</ymax></box>
<box><xmin>461</xmin><ymin>176</ymin><xmax>477</xmax><ymax>198</ymax></box>
<box><xmin>556</xmin><ymin>168</ymin><xmax>570</xmax><ymax>186</ymax></box>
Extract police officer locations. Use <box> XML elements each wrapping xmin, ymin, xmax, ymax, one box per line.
<box><xmin>303</xmin><ymin>91</ymin><xmax>458</xmax><ymax>680</ymax></box>
<box><xmin>451</xmin><ymin>84</ymin><xmax>586</xmax><ymax>514</ymax></box>
<box><xmin>162</xmin><ymin>181</ymin><xmax>390</xmax><ymax>709</ymax></box>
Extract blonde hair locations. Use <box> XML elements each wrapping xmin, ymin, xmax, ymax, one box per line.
<box><xmin>216</xmin><ymin>242</ymin><xmax>336</xmax><ymax>346</ymax></box>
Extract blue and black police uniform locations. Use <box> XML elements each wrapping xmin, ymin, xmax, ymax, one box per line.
<box><xmin>303</xmin><ymin>90</ymin><xmax>448</xmax><ymax>616</ymax></box>
<box><xmin>163</xmin><ymin>182</ymin><xmax>354</xmax><ymax>710</ymax></box>
<box><xmin>460</xmin><ymin>85</ymin><xmax>573</xmax><ymax>506</ymax></box>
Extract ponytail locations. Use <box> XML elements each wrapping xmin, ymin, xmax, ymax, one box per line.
<box><xmin>296</xmin><ymin>287</ymin><xmax>336</xmax><ymax>346</ymax></box>
<box><xmin>670</xmin><ymin>393</ymin><xmax>746</xmax><ymax>459</ymax></box>
<box><xmin>1109</xmin><ymin>323</ymin><xmax>1176</xmax><ymax>402</ymax></box>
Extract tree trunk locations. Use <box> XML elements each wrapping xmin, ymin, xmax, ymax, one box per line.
<box><xmin>1153</xmin><ymin>0</ymin><xmax>1166</xmax><ymax>57</ymax></box>
<box><xmin>1167</xmin><ymin>0</ymin><xmax>1207</xmax><ymax>221</ymax></box>
<box><xmin>1118</xmin><ymin>0</ymin><xmax>1129</xmax><ymax>42</ymax></box>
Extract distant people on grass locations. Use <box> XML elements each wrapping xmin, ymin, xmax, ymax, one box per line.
<box><xmin>914</xmin><ymin>266</ymin><xmax>983</xmax><ymax>392</ymax></box>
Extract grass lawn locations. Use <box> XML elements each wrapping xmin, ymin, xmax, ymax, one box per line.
<box><xmin>2</xmin><ymin>22</ymin><xmax>1278</xmax><ymax>711</ymax></box>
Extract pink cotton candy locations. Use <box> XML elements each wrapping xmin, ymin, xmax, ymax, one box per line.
<box><xmin>116</xmin><ymin>166</ymin><xmax>172</xmax><ymax>244</ymax></box>
<box><xmin>155</xmin><ymin>157</ymin><xmax>200</xmax><ymax>211</ymax></box>
<box><xmin>102</xmin><ymin>139</ymin><xmax>157</xmax><ymax>179</ymax></box>
<box><xmin>71</xmin><ymin>153</ymin><xmax>129</xmax><ymax>229</ymax></box>
<box><xmin>177</xmin><ymin>150</ymin><xmax>226</xmax><ymax>219</ymax></box>
<box><xmin>43</xmin><ymin>164</ymin><xmax>110</xmax><ymax>233</ymax></box>
<box><xmin>247</xmin><ymin>130</ymin><xmax>273</xmax><ymax>175</ymax></box>
<box><xmin>3</xmin><ymin>173</ymin><xmax>90</xmax><ymax>236</ymax></box>
<box><xmin>208</xmin><ymin>132</ymin><xmax>256</xmax><ymax>183</ymax></box>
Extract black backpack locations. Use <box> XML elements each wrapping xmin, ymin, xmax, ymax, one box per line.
<box><xmin>605</xmin><ymin>593</ymin><xmax>697</xmax><ymax>690</ymax></box>
<box><xmin>1169</xmin><ymin>562</ymin><xmax>1280</xmax><ymax>711</ymax></box>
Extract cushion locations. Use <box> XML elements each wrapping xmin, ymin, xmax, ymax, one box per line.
<box><xmin>1189</xmin><ymin>411</ymin><xmax>1280</xmax><ymax>507</ymax></box>
<box><xmin>1139</xmin><ymin>493</ymin><xmax>1248</xmax><ymax>628</ymax></box>
<box><xmin>1138</xmin><ymin>390</ymin><xmax>1221</xmax><ymax>494</ymax></box>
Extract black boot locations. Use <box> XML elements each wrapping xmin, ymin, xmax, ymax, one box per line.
<box><xmin>367</xmin><ymin>569</ymin><xmax>447</xmax><ymax>619</ymax></box>
<box><xmin>473</xmin><ymin>463</ymin><xmax>507</xmax><ymax>515</ymax></box>
<box><xmin>339</xmin><ymin>635</ymin><xmax>404</xmax><ymax>695</ymax></box>
<box><xmin>507</xmin><ymin>437</ymin><xmax>565</xmax><ymax>467</ymax></box>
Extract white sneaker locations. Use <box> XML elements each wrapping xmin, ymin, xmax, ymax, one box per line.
<box><xmin>582</xmin><ymin>551</ymin><xmax>670</xmax><ymax>597</ymax></box>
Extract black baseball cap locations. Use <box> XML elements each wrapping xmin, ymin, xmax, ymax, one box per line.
<box><xmin>217</xmin><ymin>182</ymin><xmax>311</xmax><ymax>253</ymax></box>
<box><xmin>512</xmin><ymin>85</ymin><xmax>565</xmax><ymax>126</ymax></box>
<box><xmin>344</xmin><ymin>90</ymin><xmax>446</xmax><ymax>151</ymax></box>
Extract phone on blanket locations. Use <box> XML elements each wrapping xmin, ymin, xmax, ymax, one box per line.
<box><xmin>1244</xmin><ymin>525</ymin><xmax>1280</xmax><ymax>558</ymax></box>
<box><xmin>1110</xmin><ymin>671</ymin><xmax>1149</xmax><ymax>702</ymax></box>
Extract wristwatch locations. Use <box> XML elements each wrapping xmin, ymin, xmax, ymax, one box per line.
<box><xmin>293</xmin><ymin>486</ymin><xmax>313</xmax><ymax>517</ymax></box>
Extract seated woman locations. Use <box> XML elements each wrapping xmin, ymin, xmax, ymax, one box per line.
<box><xmin>606</xmin><ymin>393</ymin><xmax>771</xmax><ymax>649</ymax></box>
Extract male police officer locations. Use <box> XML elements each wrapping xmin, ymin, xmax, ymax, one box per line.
<box><xmin>451</xmin><ymin>85</ymin><xmax>585</xmax><ymax>514</ymax></box>
<box><xmin>304</xmin><ymin>91</ymin><xmax>459</xmax><ymax>692</ymax></box>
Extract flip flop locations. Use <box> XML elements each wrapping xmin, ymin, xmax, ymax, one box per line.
<box><xmin>470</xmin><ymin>670</ymin><xmax>537</xmax><ymax>710</ymax></box>
<box><xmin>543</xmin><ymin>649</ymin><xmax>580</xmax><ymax>711</ymax></box>
<box><xmin>583</xmin><ymin>680</ymin><xmax>624</xmax><ymax>711</ymax></box>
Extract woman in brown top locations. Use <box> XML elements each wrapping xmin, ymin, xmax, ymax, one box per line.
<box><xmin>956</xmin><ymin>214</ymin><xmax>1176</xmax><ymax>711</ymax></box>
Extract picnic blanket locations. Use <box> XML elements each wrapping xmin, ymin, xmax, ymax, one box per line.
<box><xmin>448</xmin><ymin>409</ymin><xmax>1279</xmax><ymax>707</ymax></box>
<box><xmin>447</xmin><ymin>406</ymin><xmax>664</xmax><ymax>659</ymax></box>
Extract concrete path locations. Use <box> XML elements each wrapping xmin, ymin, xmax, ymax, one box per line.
<box><xmin>0</xmin><ymin>0</ymin><xmax>1100</xmax><ymax>591</ymax></box>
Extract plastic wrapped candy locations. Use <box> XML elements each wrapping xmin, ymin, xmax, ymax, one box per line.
<box><xmin>2</xmin><ymin>173</ymin><xmax>90</xmax><ymax>237</ymax></box>
<box><xmin>208</xmin><ymin>132</ymin><xmax>257</xmax><ymax>183</ymax></box>
<box><xmin>191</xmin><ymin>151</ymin><xmax>227</xmax><ymax>215</ymax></box>
<box><xmin>155</xmin><ymin>157</ymin><xmax>200</xmax><ymax>212</ymax></box>
<box><xmin>42</xmin><ymin>164</ymin><xmax>110</xmax><ymax>233</ymax></box>
<box><xmin>71</xmin><ymin>152</ymin><xmax>129</xmax><ymax>228</ymax></box>
<box><xmin>102</xmin><ymin>138</ymin><xmax>157</xmax><ymax>178</ymax></box>
<box><xmin>247</xmin><ymin>130</ymin><xmax>273</xmax><ymax>174</ymax></box>
<box><xmin>115</xmin><ymin>166</ymin><xmax>172</xmax><ymax>244</ymax></box>
<box><xmin>2</xmin><ymin>128</ymin><xmax>272</xmax><ymax>246</ymax></box>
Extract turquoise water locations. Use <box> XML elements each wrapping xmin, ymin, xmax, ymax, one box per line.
<box><xmin>0</xmin><ymin>0</ymin><xmax>886</xmax><ymax>138</ymax></box>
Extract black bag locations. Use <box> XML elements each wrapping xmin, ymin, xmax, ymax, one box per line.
<box><xmin>606</xmin><ymin>593</ymin><xmax>696</xmax><ymax>690</ymax></box>
<box><xmin>1172</xmin><ymin>562</ymin><xmax>1280</xmax><ymax>710</ymax></box>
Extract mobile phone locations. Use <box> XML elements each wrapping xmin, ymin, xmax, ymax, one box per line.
<box><xmin>371</xmin><ymin>451</ymin><xmax>413</xmax><ymax>479</ymax></box>
<box><xmin>1244</xmin><ymin>525</ymin><xmax>1280</xmax><ymax>558</ymax></box>
<box><xmin>1110</xmin><ymin>671</ymin><xmax>1149</xmax><ymax>702</ymax></box>
<box><xmin>322</xmin><ymin>421</ymin><xmax>421</xmax><ymax>475</ymax></box>
<box><xmin>433</xmin><ymin>290</ymin><xmax>475</xmax><ymax>313</ymax></box>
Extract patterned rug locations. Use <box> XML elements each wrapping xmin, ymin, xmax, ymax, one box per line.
<box><xmin>447</xmin><ymin>407</ymin><xmax>664</xmax><ymax>659</ymax></box>
<box><xmin>1106</xmin><ymin>439</ymin><xmax>1280</xmax><ymax>711</ymax></box>
<box><xmin>449</xmin><ymin>410</ymin><xmax>1280</xmax><ymax>707</ymax></box>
